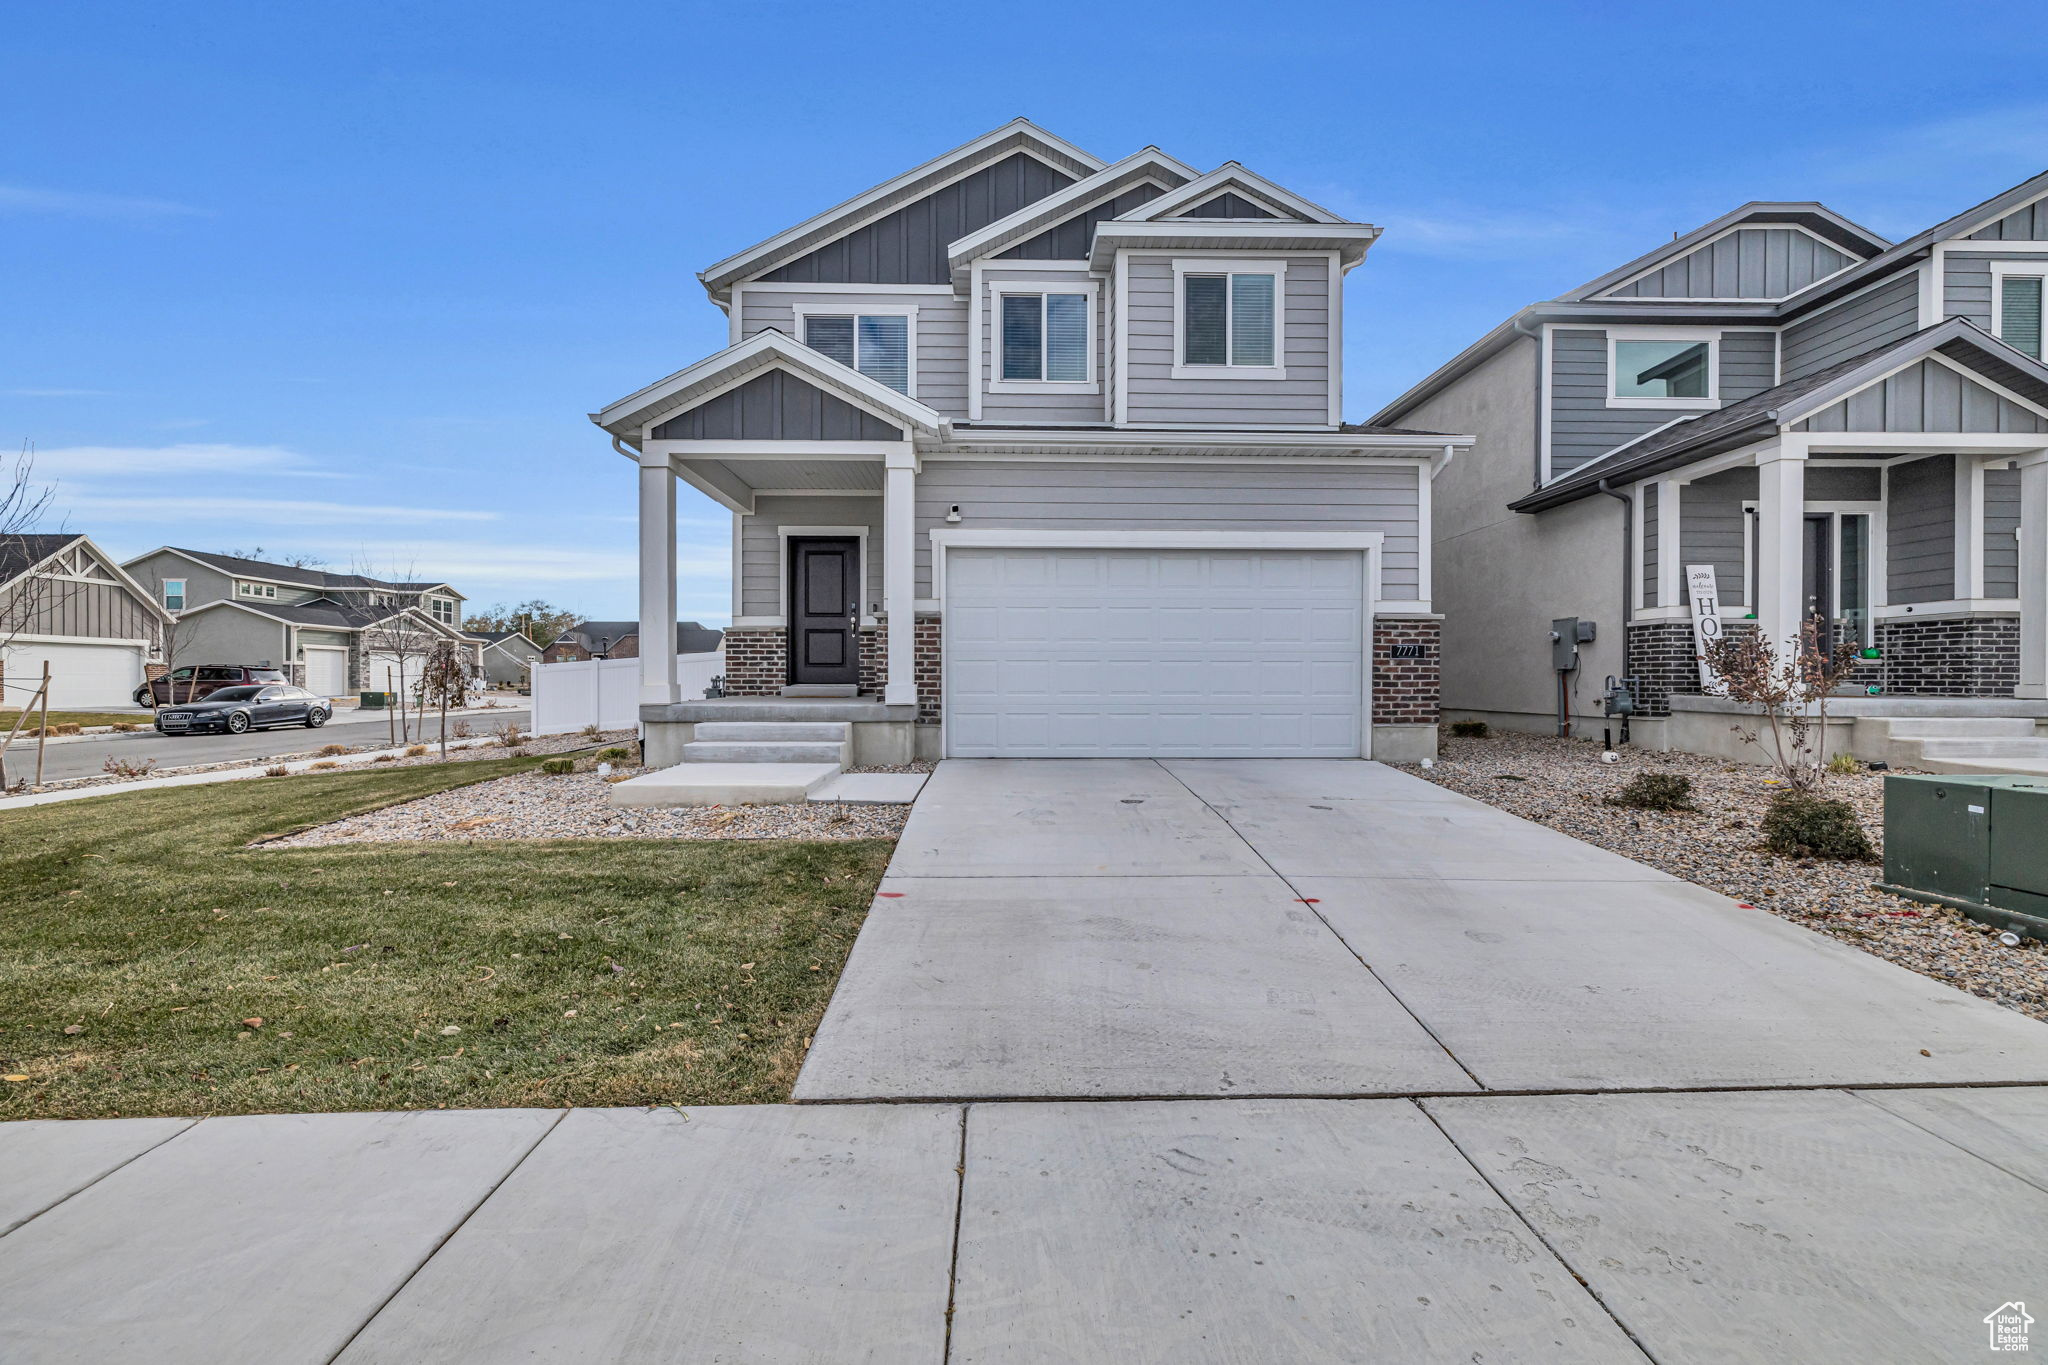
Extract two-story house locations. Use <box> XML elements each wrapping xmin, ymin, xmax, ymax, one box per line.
<box><xmin>120</xmin><ymin>548</ymin><xmax>481</xmax><ymax>697</ymax></box>
<box><xmin>1376</xmin><ymin>174</ymin><xmax>2048</xmax><ymax>763</ymax></box>
<box><xmin>596</xmin><ymin>120</ymin><xmax>1471</xmax><ymax>770</ymax></box>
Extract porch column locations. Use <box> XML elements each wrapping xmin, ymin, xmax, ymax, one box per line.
<box><xmin>1754</xmin><ymin>443</ymin><xmax>1807</xmax><ymax>659</ymax></box>
<box><xmin>638</xmin><ymin>449</ymin><xmax>680</xmax><ymax>706</ymax></box>
<box><xmin>2017</xmin><ymin>449</ymin><xmax>2048</xmax><ymax>699</ymax></box>
<box><xmin>883</xmin><ymin>446</ymin><xmax>917</xmax><ymax>707</ymax></box>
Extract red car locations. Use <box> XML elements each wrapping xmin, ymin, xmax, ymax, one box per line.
<box><xmin>134</xmin><ymin>664</ymin><xmax>289</xmax><ymax>708</ymax></box>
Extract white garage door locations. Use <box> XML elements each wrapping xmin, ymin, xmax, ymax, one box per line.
<box><xmin>1</xmin><ymin>641</ymin><xmax>146</xmax><ymax>709</ymax></box>
<box><xmin>945</xmin><ymin>547</ymin><xmax>1366</xmax><ymax>758</ymax></box>
<box><xmin>304</xmin><ymin>648</ymin><xmax>349</xmax><ymax>698</ymax></box>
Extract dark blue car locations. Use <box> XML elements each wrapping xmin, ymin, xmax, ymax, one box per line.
<box><xmin>154</xmin><ymin>684</ymin><xmax>333</xmax><ymax>735</ymax></box>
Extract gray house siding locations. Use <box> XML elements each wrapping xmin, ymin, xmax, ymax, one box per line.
<box><xmin>1678</xmin><ymin>468</ymin><xmax>1756</xmax><ymax>608</ymax></box>
<box><xmin>1795</xmin><ymin>357</ymin><xmax>2048</xmax><ymax>433</ymax></box>
<box><xmin>1806</xmin><ymin>466</ymin><xmax>1882</xmax><ymax>501</ymax></box>
<box><xmin>1941</xmin><ymin>251</ymin><xmax>2048</xmax><ymax>332</ymax></box>
<box><xmin>978</xmin><ymin>266</ymin><xmax>1105</xmax><ymax>425</ymax></box>
<box><xmin>760</xmin><ymin>152</ymin><xmax>1074</xmax><ymax>286</ymax></box>
<box><xmin>4</xmin><ymin>575</ymin><xmax>159</xmax><ymax>642</ymax></box>
<box><xmin>1967</xmin><ymin>198</ymin><xmax>2048</xmax><ymax>240</ymax></box>
<box><xmin>1780</xmin><ymin>274</ymin><xmax>1918</xmax><ymax>382</ymax></box>
<box><xmin>1887</xmin><ymin>455</ymin><xmax>1955</xmax><ymax>604</ymax></box>
<box><xmin>650</xmin><ymin>370</ymin><xmax>903</xmax><ymax>442</ymax></box>
<box><xmin>1176</xmin><ymin>191</ymin><xmax>1281</xmax><ymax>220</ymax></box>
<box><xmin>1549</xmin><ymin>329</ymin><xmax>1774</xmax><ymax>479</ymax></box>
<box><xmin>737</xmin><ymin>494</ymin><xmax>882</xmax><ymax>620</ymax></box>
<box><xmin>125</xmin><ymin>552</ymin><xmax>234</xmax><ymax>614</ymax></box>
<box><xmin>1640</xmin><ymin>483</ymin><xmax>1658</xmax><ymax>607</ymax></box>
<box><xmin>998</xmin><ymin>185</ymin><xmax>1162</xmax><ymax>259</ymax></box>
<box><xmin>1607</xmin><ymin>228</ymin><xmax>1853</xmax><ymax>299</ymax></box>
<box><xmin>1985</xmin><ymin>463</ymin><xmax>2022</xmax><ymax>598</ymax></box>
<box><xmin>911</xmin><ymin>460</ymin><xmax>1422</xmax><ymax>600</ymax></box>
<box><xmin>176</xmin><ymin>606</ymin><xmax>290</xmax><ymax>670</ymax></box>
<box><xmin>1121</xmin><ymin>254</ymin><xmax>1333</xmax><ymax>427</ymax></box>
<box><xmin>739</xmin><ymin>290</ymin><xmax>968</xmax><ymax>417</ymax></box>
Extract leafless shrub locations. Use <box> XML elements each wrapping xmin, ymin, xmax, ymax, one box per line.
<box><xmin>1700</xmin><ymin>618</ymin><xmax>1861</xmax><ymax>790</ymax></box>
<box><xmin>496</xmin><ymin>723</ymin><xmax>526</xmax><ymax>748</ymax></box>
<box><xmin>405</xmin><ymin>744</ymin><xmax>428</xmax><ymax>758</ymax></box>
<box><xmin>317</xmin><ymin>743</ymin><xmax>348</xmax><ymax>757</ymax></box>
<box><xmin>262</xmin><ymin>764</ymin><xmax>289</xmax><ymax>777</ymax></box>
<box><xmin>101</xmin><ymin>756</ymin><xmax>158</xmax><ymax>780</ymax></box>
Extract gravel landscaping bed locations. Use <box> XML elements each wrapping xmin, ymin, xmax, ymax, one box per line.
<box><xmin>1398</xmin><ymin>731</ymin><xmax>2048</xmax><ymax>1023</ymax></box>
<box><xmin>266</xmin><ymin>766</ymin><xmax>908</xmax><ymax>847</ymax></box>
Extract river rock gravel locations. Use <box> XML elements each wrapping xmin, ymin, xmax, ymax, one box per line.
<box><xmin>266</xmin><ymin>767</ymin><xmax>907</xmax><ymax>846</ymax></box>
<box><xmin>1398</xmin><ymin>730</ymin><xmax>2048</xmax><ymax>1024</ymax></box>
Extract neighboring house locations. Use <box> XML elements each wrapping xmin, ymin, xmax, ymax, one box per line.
<box><xmin>1376</xmin><ymin>174</ymin><xmax>2048</xmax><ymax>745</ymax></box>
<box><xmin>596</xmin><ymin>119</ymin><xmax>1471</xmax><ymax>762</ymax></box>
<box><xmin>467</xmin><ymin>629</ymin><xmax>544</xmax><ymax>686</ymax></box>
<box><xmin>540</xmin><ymin>620</ymin><xmax>724</xmax><ymax>664</ymax></box>
<box><xmin>0</xmin><ymin>534</ymin><xmax>171</xmax><ymax>709</ymax></box>
<box><xmin>120</xmin><ymin>547</ymin><xmax>481</xmax><ymax>697</ymax></box>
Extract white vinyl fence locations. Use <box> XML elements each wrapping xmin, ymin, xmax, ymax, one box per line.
<box><xmin>530</xmin><ymin>650</ymin><xmax>723</xmax><ymax>735</ymax></box>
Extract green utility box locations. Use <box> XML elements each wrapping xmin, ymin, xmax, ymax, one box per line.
<box><xmin>357</xmin><ymin>691</ymin><xmax>395</xmax><ymax>709</ymax></box>
<box><xmin>1881</xmin><ymin>774</ymin><xmax>2048</xmax><ymax>939</ymax></box>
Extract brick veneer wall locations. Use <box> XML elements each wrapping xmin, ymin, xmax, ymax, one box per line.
<box><xmin>1372</xmin><ymin>617</ymin><xmax>1441</xmax><ymax>725</ymax></box>
<box><xmin>1879</xmin><ymin>616</ymin><xmax>2020</xmax><ymax>696</ymax></box>
<box><xmin>914</xmin><ymin>617</ymin><xmax>942</xmax><ymax>724</ymax></box>
<box><xmin>1624</xmin><ymin>620</ymin><xmax>1698</xmax><ymax>717</ymax></box>
<box><xmin>719</xmin><ymin>627</ymin><xmax>786</xmax><ymax>696</ymax></box>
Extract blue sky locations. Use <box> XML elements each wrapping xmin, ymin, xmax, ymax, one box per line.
<box><xmin>10</xmin><ymin>0</ymin><xmax>2048</xmax><ymax>624</ymax></box>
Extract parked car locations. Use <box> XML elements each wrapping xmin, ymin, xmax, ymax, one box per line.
<box><xmin>135</xmin><ymin>664</ymin><xmax>288</xmax><ymax>708</ymax></box>
<box><xmin>153</xmin><ymin>685</ymin><xmax>331</xmax><ymax>735</ymax></box>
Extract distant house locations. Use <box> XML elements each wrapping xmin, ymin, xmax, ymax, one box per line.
<box><xmin>1</xmin><ymin>533</ymin><xmax>172</xmax><ymax>709</ymax></box>
<box><xmin>121</xmin><ymin>547</ymin><xmax>481</xmax><ymax>697</ymax></box>
<box><xmin>542</xmin><ymin>620</ymin><xmax>723</xmax><ymax>664</ymax></box>
<box><xmin>466</xmin><ymin>629</ymin><xmax>544</xmax><ymax>687</ymax></box>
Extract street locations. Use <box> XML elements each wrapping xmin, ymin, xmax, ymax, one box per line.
<box><xmin>18</xmin><ymin>709</ymin><xmax>532</xmax><ymax>783</ymax></box>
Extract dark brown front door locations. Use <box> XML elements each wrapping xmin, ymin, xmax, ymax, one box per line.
<box><xmin>787</xmin><ymin>537</ymin><xmax>860</xmax><ymax>686</ymax></box>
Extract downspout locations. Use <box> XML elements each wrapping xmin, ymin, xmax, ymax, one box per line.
<box><xmin>1512</xmin><ymin>316</ymin><xmax>1544</xmax><ymax>490</ymax></box>
<box><xmin>1597</xmin><ymin>476</ymin><xmax>1633</xmax><ymax>687</ymax></box>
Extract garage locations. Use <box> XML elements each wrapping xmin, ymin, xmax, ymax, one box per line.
<box><xmin>943</xmin><ymin>545</ymin><xmax>1369</xmax><ymax>758</ymax></box>
<box><xmin>303</xmin><ymin>647</ymin><xmax>350</xmax><ymax>698</ymax></box>
<box><xmin>1</xmin><ymin>640</ymin><xmax>147</xmax><ymax>710</ymax></box>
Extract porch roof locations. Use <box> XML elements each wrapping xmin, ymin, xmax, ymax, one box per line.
<box><xmin>1512</xmin><ymin>318</ymin><xmax>2048</xmax><ymax>513</ymax></box>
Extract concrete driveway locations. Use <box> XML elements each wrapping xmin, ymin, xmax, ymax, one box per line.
<box><xmin>797</xmin><ymin>758</ymin><xmax>2048</xmax><ymax>1100</ymax></box>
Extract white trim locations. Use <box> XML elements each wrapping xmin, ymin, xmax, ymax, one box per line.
<box><xmin>1326</xmin><ymin>250</ymin><xmax>1343</xmax><ymax>426</ymax></box>
<box><xmin>789</xmin><ymin>304</ymin><xmax>919</xmax><ymax>400</ymax></box>
<box><xmin>967</xmin><ymin>259</ymin><xmax>985</xmax><ymax>421</ymax></box>
<box><xmin>727</xmin><ymin>284</ymin><xmax>744</xmax><ymax>346</ymax></box>
<box><xmin>644</xmin><ymin>439</ymin><xmax>900</xmax><ymax>459</ymax></box>
<box><xmin>773</xmin><ymin>524</ymin><xmax>872</xmax><ymax>621</ymax></box>
<box><xmin>928</xmin><ymin>529</ymin><xmax>1384</xmax><ymax>760</ymax></box>
<box><xmin>1112</xmin><ymin>248</ymin><xmax>1131</xmax><ymax>426</ymax></box>
<box><xmin>1170</xmin><ymin>257</ymin><xmax>1287</xmax><ymax>380</ymax></box>
<box><xmin>1116</xmin><ymin>164</ymin><xmax>1348</xmax><ymax>225</ymax></box>
<box><xmin>1</xmin><ymin>632</ymin><xmax>151</xmax><ymax>649</ymax></box>
<box><xmin>1875</xmin><ymin>598</ymin><xmax>2023</xmax><ymax>620</ymax></box>
<box><xmin>1657</xmin><ymin>479</ymin><xmax>1682</xmax><ymax>608</ymax></box>
<box><xmin>1958</xmin><ymin>454</ymin><xmax>1986</xmax><ymax>600</ymax></box>
<box><xmin>1414</xmin><ymin>462</ymin><xmax>1432</xmax><ymax>604</ymax></box>
<box><xmin>1592</xmin><ymin>221</ymin><xmax>1861</xmax><ymax>302</ymax></box>
<box><xmin>944</xmin><ymin>146</ymin><xmax>1198</xmax><ymax>270</ymax></box>
<box><xmin>740</xmin><ymin>282</ymin><xmax>956</xmax><ymax>295</ymax></box>
<box><xmin>1538</xmin><ymin>323</ymin><xmax>1555</xmax><ymax>484</ymax></box>
<box><xmin>1918</xmin><ymin>253</ymin><xmax>1943</xmax><ymax>329</ymax></box>
<box><xmin>1605</xmin><ymin>327</ymin><xmax>1721</xmax><ymax>410</ymax></box>
<box><xmin>1989</xmin><ymin>259</ymin><xmax>2046</xmax><ymax>357</ymax></box>
<box><xmin>986</xmin><ymin>277</ymin><xmax>1100</xmax><ymax>393</ymax></box>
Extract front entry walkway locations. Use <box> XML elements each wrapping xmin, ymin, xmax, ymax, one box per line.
<box><xmin>7</xmin><ymin>759</ymin><xmax>2048</xmax><ymax>1362</ymax></box>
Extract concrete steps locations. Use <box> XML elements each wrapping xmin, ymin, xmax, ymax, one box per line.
<box><xmin>612</xmin><ymin>718</ymin><xmax>857</xmax><ymax>807</ymax></box>
<box><xmin>683</xmin><ymin>741</ymin><xmax>847</xmax><ymax>764</ymax></box>
<box><xmin>1856</xmin><ymin>716</ymin><xmax>2048</xmax><ymax>775</ymax></box>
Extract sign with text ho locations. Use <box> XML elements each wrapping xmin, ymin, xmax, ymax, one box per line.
<box><xmin>1686</xmin><ymin>564</ymin><xmax>1724</xmax><ymax>691</ymax></box>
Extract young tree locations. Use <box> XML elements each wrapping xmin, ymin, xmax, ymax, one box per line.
<box><xmin>420</xmin><ymin>638</ymin><xmax>470</xmax><ymax>758</ymax></box>
<box><xmin>0</xmin><ymin>444</ymin><xmax>57</xmax><ymax>790</ymax></box>
<box><xmin>1700</xmin><ymin>618</ymin><xmax>1862</xmax><ymax>790</ymax></box>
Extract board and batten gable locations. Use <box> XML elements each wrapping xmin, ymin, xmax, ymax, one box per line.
<box><xmin>1603</xmin><ymin>227</ymin><xmax>1855</xmax><ymax>300</ymax></box>
<box><xmin>1119</xmin><ymin>254</ymin><xmax>1336</xmax><ymax>427</ymax></box>
<box><xmin>4</xmin><ymin>546</ymin><xmax>162</xmax><ymax>643</ymax></box>
<box><xmin>1780</xmin><ymin>273</ymin><xmax>1919</xmax><ymax>382</ymax></box>
<box><xmin>910</xmin><ymin>460</ymin><xmax>1422</xmax><ymax>601</ymax></box>
<box><xmin>1966</xmin><ymin>196</ymin><xmax>2048</xmax><ymax>240</ymax></box>
<box><xmin>997</xmin><ymin>185</ymin><xmax>1163</xmax><ymax>259</ymax></box>
<box><xmin>758</xmin><ymin>152</ymin><xmax>1075</xmax><ymax>286</ymax></box>
<box><xmin>649</xmin><ymin>370</ymin><xmax>904</xmax><ymax>442</ymax></box>
<box><xmin>1793</xmin><ymin>358</ymin><xmax>2048</xmax><ymax>434</ymax></box>
<box><xmin>1548</xmin><ymin>328</ymin><xmax>1775</xmax><ymax>479</ymax></box>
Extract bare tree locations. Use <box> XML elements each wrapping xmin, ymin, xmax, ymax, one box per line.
<box><xmin>1700</xmin><ymin>618</ymin><xmax>1862</xmax><ymax>790</ymax></box>
<box><xmin>420</xmin><ymin>638</ymin><xmax>470</xmax><ymax>758</ymax></box>
<box><xmin>464</xmin><ymin>599</ymin><xmax>579</xmax><ymax>649</ymax></box>
<box><xmin>1</xmin><ymin>442</ymin><xmax>57</xmax><ymax>658</ymax></box>
<box><xmin>221</xmin><ymin>546</ymin><xmax>329</xmax><ymax>569</ymax></box>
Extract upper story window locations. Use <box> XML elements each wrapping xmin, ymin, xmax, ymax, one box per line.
<box><xmin>994</xmin><ymin>288</ymin><xmax>1095</xmax><ymax>389</ymax></box>
<box><xmin>799</xmin><ymin>310</ymin><xmax>912</xmax><ymax>393</ymax></box>
<box><xmin>1607</xmin><ymin>331</ymin><xmax>1719</xmax><ymax>409</ymax></box>
<box><xmin>236</xmin><ymin>580</ymin><xmax>278</xmax><ymax>600</ymax></box>
<box><xmin>162</xmin><ymin>578</ymin><xmax>185</xmax><ymax>612</ymax></box>
<box><xmin>429</xmin><ymin>596</ymin><xmax>457</xmax><ymax>625</ymax></box>
<box><xmin>1172</xmin><ymin>260</ymin><xmax>1282</xmax><ymax>379</ymax></box>
<box><xmin>1993</xmin><ymin>264</ymin><xmax>2043</xmax><ymax>359</ymax></box>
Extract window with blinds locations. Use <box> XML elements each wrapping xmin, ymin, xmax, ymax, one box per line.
<box><xmin>1181</xmin><ymin>271</ymin><xmax>1277</xmax><ymax>367</ymax></box>
<box><xmin>803</xmin><ymin>313</ymin><xmax>911</xmax><ymax>392</ymax></box>
<box><xmin>998</xmin><ymin>292</ymin><xmax>1089</xmax><ymax>382</ymax></box>
<box><xmin>2000</xmin><ymin>275</ymin><xmax>2043</xmax><ymax>360</ymax></box>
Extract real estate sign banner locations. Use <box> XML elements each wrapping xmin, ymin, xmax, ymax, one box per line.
<box><xmin>1686</xmin><ymin>563</ymin><xmax>1722</xmax><ymax>691</ymax></box>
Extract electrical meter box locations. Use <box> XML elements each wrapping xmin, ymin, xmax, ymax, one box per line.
<box><xmin>1551</xmin><ymin>618</ymin><xmax>1580</xmax><ymax>672</ymax></box>
<box><xmin>1882</xmin><ymin>773</ymin><xmax>2048</xmax><ymax>938</ymax></box>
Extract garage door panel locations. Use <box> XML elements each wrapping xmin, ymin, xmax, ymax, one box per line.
<box><xmin>3</xmin><ymin>642</ymin><xmax>145</xmax><ymax>709</ymax></box>
<box><xmin>948</xmin><ymin>547</ymin><xmax>1366</xmax><ymax>759</ymax></box>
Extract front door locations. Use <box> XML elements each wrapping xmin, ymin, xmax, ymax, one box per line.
<box><xmin>787</xmin><ymin>537</ymin><xmax>860</xmax><ymax>686</ymax></box>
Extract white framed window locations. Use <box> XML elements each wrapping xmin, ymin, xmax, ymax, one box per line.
<box><xmin>429</xmin><ymin>596</ymin><xmax>457</xmax><ymax>625</ymax></box>
<box><xmin>1607</xmin><ymin>327</ymin><xmax>1720</xmax><ymax>409</ymax></box>
<box><xmin>1990</xmin><ymin>261</ymin><xmax>2044</xmax><ymax>360</ymax></box>
<box><xmin>236</xmin><ymin>580</ymin><xmax>278</xmax><ymax>600</ymax></box>
<box><xmin>989</xmin><ymin>283</ymin><xmax>1098</xmax><ymax>393</ymax></box>
<box><xmin>796</xmin><ymin>307</ymin><xmax>916</xmax><ymax>395</ymax></box>
<box><xmin>1171</xmin><ymin>258</ymin><xmax>1286</xmax><ymax>380</ymax></box>
<box><xmin>162</xmin><ymin>578</ymin><xmax>186</xmax><ymax>612</ymax></box>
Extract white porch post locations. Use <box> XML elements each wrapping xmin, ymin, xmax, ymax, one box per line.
<box><xmin>882</xmin><ymin>446</ymin><xmax>917</xmax><ymax>706</ymax></box>
<box><xmin>1754</xmin><ymin>443</ymin><xmax>1808</xmax><ymax>659</ymax></box>
<box><xmin>2016</xmin><ymin>449</ymin><xmax>2048</xmax><ymax>699</ymax></box>
<box><xmin>638</xmin><ymin>449</ymin><xmax>680</xmax><ymax>706</ymax></box>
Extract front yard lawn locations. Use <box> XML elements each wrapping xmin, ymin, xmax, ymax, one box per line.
<box><xmin>2</xmin><ymin>709</ymin><xmax>152</xmax><ymax>730</ymax></box>
<box><xmin>0</xmin><ymin>756</ymin><xmax>890</xmax><ymax>1119</ymax></box>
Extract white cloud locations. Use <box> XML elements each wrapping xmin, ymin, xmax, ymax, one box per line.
<box><xmin>39</xmin><ymin>442</ymin><xmax>330</xmax><ymax>478</ymax></box>
<box><xmin>319</xmin><ymin>540</ymin><xmax>725</xmax><ymax>585</ymax></box>
<box><xmin>58</xmin><ymin>494</ymin><xmax>498</xmax><ymax>526</ymax></box>
<box><xmin>0</xmin><ymin>184</ymin><xmax>206</xmax><ymax>219</ymax></box>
